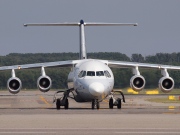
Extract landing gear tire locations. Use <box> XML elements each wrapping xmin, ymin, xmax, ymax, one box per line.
<box><xmin>92</xmin><ymin>100</ymin><xmax>95</xmax><ymax>110</ymax></box>
<box><xmin>92</xmin><ymin>99</ymin><xmax>100</xmax><ymax>109</ymax></box>
<box><xmin>109</xmin><ymin>98</ymin><xmax>113</xmax><ymax>109</ymax></box>
<box><xmin>117</xmin><ymin>98</ymin><xmax>122</xmax><ymax>109</ymax></box>
<box><xmin>96</xmin><ymin>102</ymin><xmax>100</xmax><ymax>109</ymax></box>
<box><xmin>56</xmin><ymin>99</ymin><xmax>60</xmax><ymax>110</ymax></box>
<box><xmin>65</xmin><ymin>98</ymin><xmax>69</xmax><ymax>109</ymax></box>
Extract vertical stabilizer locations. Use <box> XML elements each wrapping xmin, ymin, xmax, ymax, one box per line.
<box><xmin>24</xmin><ymin>20</ymin><xmax>137</xmax><ymax>60</ymax></box>
<box><xmin>79</xmin><ymin>20</ymin><xmax>87</xmax><ymax>59</ymax></box>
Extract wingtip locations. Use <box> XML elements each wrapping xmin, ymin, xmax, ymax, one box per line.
<box><xmin>134</xmin><ymin>23</ymin><xmax>138</xmax><ymax>26</ymax></box>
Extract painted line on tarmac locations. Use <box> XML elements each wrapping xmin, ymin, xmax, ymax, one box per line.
<box><xmin>115</xmin><ymin>132</ymin><xmax>180</xmax><ymax>134</ymax></box>
<box><xmin>39</xmin><ymin>96</ymin><xmax>52</xmax><ymax>107</ymax></box>
<box><xmin>0</xmin><ymin>128</ymin><xmax>180</xmax><ymax>130</ymax></box>
<box><xmin>0</xmin><ymin>132</ymin><xmax>56</xmax><ymax>134</ymax></box>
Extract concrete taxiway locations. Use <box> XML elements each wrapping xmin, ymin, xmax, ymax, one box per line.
<box><xmin>0</xmin><ymin>90</ymin><xmax>180</xmax><ymax>135</ymax></box>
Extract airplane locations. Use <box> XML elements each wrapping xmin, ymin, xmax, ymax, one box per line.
<box><xmin>0</xmin><ymin>19</ymin><xmax>180</xmax><ymax>110</ymax></box>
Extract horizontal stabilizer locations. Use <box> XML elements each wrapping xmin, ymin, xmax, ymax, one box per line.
<box><xmin>85</xmin><ymin>23</ymin><xmax>138</xmax><ymax>26</ymax></box>
<box><xmin>23</xmin><ymin>20</ymin><xmax>138</xmax><ymax>60</ymax></box>
<box><xmin>24</xmin><ymin>23</ymin><xmax>79</xmax><ymax>27</ymax></box>
<box><xmin>24</xmin><ymin>22</ymin><xmax>138</xmax><ymax>27</ymax></box>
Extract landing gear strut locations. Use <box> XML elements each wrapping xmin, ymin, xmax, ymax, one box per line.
<box><xmin>92</xmin><ymin>99</ymin><xmax>100</xmax><ymax>109</ymax></box>
<box><xmin>109</xmin><ymin>90</ymin><xmax>125</xmax><ymax>109</ymax></box>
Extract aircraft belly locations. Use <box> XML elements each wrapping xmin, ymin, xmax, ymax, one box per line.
<box><xmin>74</xmin><ymin>88</ymin><xmax>93</xmax><ymax>102</ymax></box>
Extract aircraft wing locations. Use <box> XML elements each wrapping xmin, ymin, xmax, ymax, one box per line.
<box><xmin>106</xmin><ymin>60</ymin><xmax>180</xmax><ymax>93</ymax></box>
<box><xmin>0</xmin><ymin>60</ymin><xmax>82</xmax><ymax>71</ymax></box>
<box><xmin>107</xmin><ymin>60</ymin><xmax>180</xmax><ymax>70</ymax></box>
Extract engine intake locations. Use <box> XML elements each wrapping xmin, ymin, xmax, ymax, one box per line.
<box><xmin>37</xmin><ymin>75</ymin><xmax>52</xmax><ymax>92</ymax></box>
<box><xmin>7</xmin><ymin>77</ymin><xmax>22</xmax><ymax>94</ymax></box>
<box><xmin>159</xmin><ymin>77</ymin><xmax>174</xmax><ymax>93</ymax></box>
<box><xmin>130</xmin><ymin>75</ymin><xmax>145</xmax><ymax>91</ymax></box>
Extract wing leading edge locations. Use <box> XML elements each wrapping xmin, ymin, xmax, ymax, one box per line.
<box><xmin>107</xmin><ymin>60</ymin><xmax>180</xmax><ymax>70</ymax></box>
<box><xmin>0</xmin><ymin>60</ymin><xmax>82</xmax><ymax>71</ymax></box>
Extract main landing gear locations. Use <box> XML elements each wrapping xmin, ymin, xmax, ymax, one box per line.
<box><xmin>56</xmin><ymin>98</ymin><xmax>69</xmax><ymax>110</ymax></box>
<box><xmin>53</xmin><ymin>88</ymin><xmax>73</xmax><ymax>110</ymax></box>
<box><xmin>109</xmin><ymin>90</ymin><xmax>125</xmax><ymax>109</ymax></box>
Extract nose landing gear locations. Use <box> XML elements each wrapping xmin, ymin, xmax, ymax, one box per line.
<box><xmin>92</xmin><ymin>99</ymin><xmax>100</xmax><ymax>109</ymax></box>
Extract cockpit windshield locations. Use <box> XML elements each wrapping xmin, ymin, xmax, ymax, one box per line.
<box><xmin>78</xmin><ymin>70</ymin><xmax>111</xmax><ymax>78</ymax></box>
<box><xmin>96</xmin><ymin>71</ymin><xmax>104</xmax><ymax>76</ymax></box>
<box><xmin>87</xmin><ymin>71</ymin><xmax>95</xmax><ymax>76</ymax></box>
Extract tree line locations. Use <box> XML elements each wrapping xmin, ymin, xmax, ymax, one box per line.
<box><xmin>0</xmin><ymin>52</ymin><xmax>180</xmax><ymax>89</ymax></box>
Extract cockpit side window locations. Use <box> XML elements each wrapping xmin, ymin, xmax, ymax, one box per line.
<box><xmin>104</xmin><ymin>70</ymin><xmax>111</xmax><ymax>78</ymax></box>
<box><xmin>87</xmin><ymin>71</ymin><xmax>95</xmax><ymax>76</ymax></box>
<box><xmin>78</xmin><ymin>70</ymin><xmax>84</xmax><ymax>78</ymax></box>
<box><xmin>96</xmin><ymin>71</ymin><xmax>104</xmax><ymax>76</ymax></box>
<box><xmin>82</xmin><ymin>71</ymin><xmax>86</xmax><ymax>77</ymax></box>
<box><xmin>78</xmin><ymin>70</ymin><xmax>86</xmax><ymax>78</ymax></box>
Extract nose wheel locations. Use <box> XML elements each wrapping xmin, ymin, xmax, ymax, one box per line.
<box><xmin>92</xmin><ymin>99</ymin><xmax>100</xmax><ymax>109</ymax></box>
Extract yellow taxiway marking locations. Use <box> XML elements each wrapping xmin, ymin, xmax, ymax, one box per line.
<box><xmin>127</xmin><ymin>88</ymin><xmax>139</xmax><ymax>94</ymax></box>
<box><xmin>146</xmin><ymin>90</ymin><xmax>159</xmax><ymax>95</ymax></box>
<box><xmin>103</xmin><ymin>99</ymin><xmax>109</xmax><ymax>103</ymax></box>
<box><xmin>168</xmin><ymin>106</ymin><xmax>175</xmax><ymax>110</ymax></box>
<box><xmin>169</xmin><ymin>95</ymin><xmax>176</xmax><ymax>100</ymax></box>
<box><xmin>39</xmin><ymin>96</ymin><xmax>52</xmax><ymax>107</ymax></box>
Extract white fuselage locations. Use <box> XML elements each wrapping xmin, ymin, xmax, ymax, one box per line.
<box><xmin>68</xmin><ymin>59</ymin><xmax>114</xmax><ymax>102</ymax></box>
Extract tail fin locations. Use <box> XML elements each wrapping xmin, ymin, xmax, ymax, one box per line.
<box><xmin>24</xmin><ymin>20</ymin><xmax>137</xmax><ymax>60</ymax></box>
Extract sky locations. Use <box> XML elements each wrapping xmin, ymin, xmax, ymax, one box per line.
<box><xmin>0</xmin><ymin>0</ymin><xmax>180</xmax><ymax>57</ymax></box>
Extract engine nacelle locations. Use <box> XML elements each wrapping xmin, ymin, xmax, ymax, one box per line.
<box><xmin>159</xmin><ymin>77</ymin><xmax>174</xmax><ymax>93</ymax></box>
<box><xmin>37</xmin><ymin>75</ymin><xmax>52</xmax><ymax>92</ymax></box>
<box><xmin>7</xmin><ymin>77</ymin><xmax>22</xmax><ymax>94</ymax></box>
<box><xmin>130</xmin><ymin>75</ymin><xmax>145</xmax><ymax>91</ymax></box>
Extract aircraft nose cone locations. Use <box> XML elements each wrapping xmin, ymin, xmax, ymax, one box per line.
<box><xmin>89</xmin><ymin>82</ymin><xmax>104</xmax><ymax>96</ymax></box>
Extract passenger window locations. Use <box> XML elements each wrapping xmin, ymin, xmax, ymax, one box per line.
<box><xmin>104</xmin><ymin>70</ymin><xmax>111</xmax><ymax>78</ymax></box>
<box><xmin>87</xmin><ymin>71</ymin><xmax>95</xmax><ymax>76</ymax></box>
<box><xmin>96</xmin><ymin>71</ymin><xmax>104</xmax><ymax>76</ymax></box>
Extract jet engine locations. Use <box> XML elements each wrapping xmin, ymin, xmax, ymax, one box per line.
<box><xmin>37</xmin><ymin>67</ymin><xmax>52</xmax><ymax>92</ymax></box>
<box><xmin>159</xmin><ymin>77</ymin><xmax>174</xmax><ymax>93</ymax></box>
<box><xmin>7</xmin><ymin>77</ymin><xmax>22</xmax><ymax>94</ymax></box>
<box><xmin>7</xmin><ymin>69</ymin><xmax>22</xmax><ymax>94</ymax></box>
<box><xmin>130</xmin><ymin>66</ymin><xmax>145</xmax><ymax>91</ymax></box>
<box><xmin>130</xmin><ymin>75</ymin><xmax>146</xmax><ymax>91</ymax></box>
<box><xmin>37</xmin><ymin>75</ymin><xmax>52</xmax><ymax>92</ymax></box>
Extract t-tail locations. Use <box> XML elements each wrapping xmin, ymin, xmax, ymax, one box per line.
<box><xmin>24</xmin><ymin>20</ymin><xmax>138</xmax><ymax>60</ymax></box>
